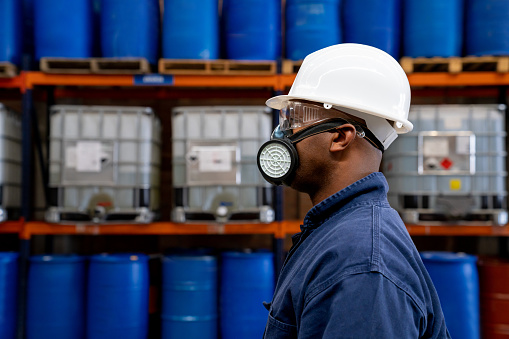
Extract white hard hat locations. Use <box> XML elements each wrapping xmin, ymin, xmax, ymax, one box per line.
<box><xmin>267</xmin><ymin>43</ymin><xmax>413</xmax><ymax>150</ymax></box>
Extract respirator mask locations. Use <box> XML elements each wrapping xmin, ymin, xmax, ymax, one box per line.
<box><xmin>257</xmin><ymin>101</ymin><xmax>377</xmax><ymax>186</ymax></box>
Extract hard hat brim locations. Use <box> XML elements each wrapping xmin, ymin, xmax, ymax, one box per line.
<box><xmin>266</xmin><ymin>94</ymin><xmax>413</xmax><ymax>134</ymax></box>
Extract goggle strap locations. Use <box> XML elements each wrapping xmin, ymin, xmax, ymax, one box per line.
<box><xmin>288</xmin><ymin>119</ymin><xmax>350</xmax><ymax>143</ymax></box>
<box><xmin>289</xmin><ymin>118</ymin><xmax>385</xmax><ymax>153</ymax></box>
<box><xmin>362</xmin><ymin>128</ymin><xmax>385</xmax><ymax>153</ymax></box>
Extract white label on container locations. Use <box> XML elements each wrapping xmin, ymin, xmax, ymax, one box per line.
<box><xmin>195</xmin><ymin>146</ymin><xmax>233</xmax><ymax>172</ymax></box>
<box><xmin>76</xmin><ymin>141</ymin><xmax>102</xmax><ymax>172</ymax></box>
<box><xmin>443</xmin><ymin>114</ymin><xmax>463</xmax><ymax>129</ymax></box>
<box><xmin>65</xmin><ymin>147</ymin><xmax>77</xmax><ymax>168</ymax></box>
<box><xmin>423</xmin><ymin>137</ymin><xmax>449</xmax><ymax>157</ymax></box>
<box><xmin>456</xmin><ymin>136</ymin><xmax>471</xmax><ymax>155</ymax></box>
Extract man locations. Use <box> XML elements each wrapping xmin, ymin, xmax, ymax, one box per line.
<box><xmin>257</xmin><ymin>44</ymin><xmax>450</xmax><ymax>338</ymax></box>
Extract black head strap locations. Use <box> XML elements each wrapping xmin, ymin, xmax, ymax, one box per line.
<box><xmin>288</xmin><ymin>118</ymin><xmax>385</xmax><ymax>153</ymax></box>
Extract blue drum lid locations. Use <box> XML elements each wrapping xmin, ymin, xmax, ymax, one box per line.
<box><xmin>221</xmin><ymin>250</ymin><xmax>273</xmax><ymax>259</ymax></box>
<box><xmin>420</xmin><ymin>251</ymin><xmax>477</xmax><ymax>263</ymax></box>
<box><xmin>89</xmin><ymin>253</ymin><xmax>148</xmax><ymax>263</ymax></box>
<box><xmin>0</xmin><ymin>252</ymin><xmax>18</xmax><ymax>262</ymax></box>
<box><xmin>29</xmin><ymin>254</ymin><xmax>85</xmax><ymax>263</ymax></box>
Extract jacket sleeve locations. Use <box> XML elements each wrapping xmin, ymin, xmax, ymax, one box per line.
<box><xmin>298</xmin><ymin>271</ymin><xmax>443</xmax><ymax>338</ymax></box>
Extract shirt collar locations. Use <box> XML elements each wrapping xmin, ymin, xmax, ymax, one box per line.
<box><xmin>301</xmin><ymin>172</ymin><xmax>389</xmax><ymax>231</ymax></box>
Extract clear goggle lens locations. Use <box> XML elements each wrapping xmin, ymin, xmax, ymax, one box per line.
<box><xmin>279</xmin><ymin>101</ymin><xmax>339</xmax><ymax>132</ymax></box>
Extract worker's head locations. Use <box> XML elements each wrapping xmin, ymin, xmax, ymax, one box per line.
<box><xmin>257</xmin><ymin>43</ymin><xmax>412</xmax><ymax>187</ymax></box>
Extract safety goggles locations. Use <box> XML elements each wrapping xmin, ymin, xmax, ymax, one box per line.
<box><xmin>279</xmin><ymin>101</ymin><xmax>351</xmax><ymax>132</ymax></box>
<box><xmin>277</xmin><ymin>101</ymin><xmax>384</xmax><ymax>151</ymax></box>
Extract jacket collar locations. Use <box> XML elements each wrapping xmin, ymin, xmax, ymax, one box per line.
<box><xmin>301</xmin><ymin>172</ymin><xmax>389</xmax><ymax>231</ymax></box>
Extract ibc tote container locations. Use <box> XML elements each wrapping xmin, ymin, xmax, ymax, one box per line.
<box><xmin>172</xmin><ymin>106</ymin><xmax>274</xmax><ymax>223</ymax></box>
<box><xmin>383</xmin><ymin>104</ymin><xmax>507</xmax><ymax>225</ymax></box>
<box><xmin>0</xmin><ymin>104</ymin><xmax>21</xmax><ymax>222</ymax></box>
<box><xmin>46</xmin><ymin>105</ymin><xmax>161</xmax><ymax>223</ymax></box>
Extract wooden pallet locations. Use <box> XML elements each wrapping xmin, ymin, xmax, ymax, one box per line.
<box><xmin>401</xmin><ymin>56</ymin><xmax>509</xmax><ymax>74</ymax></box>
<box><xmin>93</xmin><ymin>58</ymin><xmax>150</xmax><ymax>74</ymax></box>
<box><xmin>401</xmin><ymin>210</ymin><xmax>507</xmax><ymax>226</ymax></box>
<box><xmin>158</xmin><ymin>59</ymin><xmax>277</xmax><ymax>75</ymax></box>
<box><xmin>282</xmin><ymin>60</ymin><xmax>303</xmax><ymax>74</ymax></box>
<box><xmin>0</xmin><ymin>62</ymin><xmax>17</xmax><ymax>78</ymax></box>
<box><xmin>40</xmin><ymin>57</ymin><xmax>150</xmax><ymax>74</ymax></box>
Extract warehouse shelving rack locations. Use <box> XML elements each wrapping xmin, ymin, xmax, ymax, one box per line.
<box><xmin>2</xmin><ymin>70</ymin><xmax>509</xmax><ymax>338</ymax></box>
<box><xmin>1</xmin><ymin>220</ymin><xmax>508</xmax><ymax>238</ymax></box>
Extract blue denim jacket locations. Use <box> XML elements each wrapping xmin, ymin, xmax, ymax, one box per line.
<box><xmin>263</xmin><ymin>172</ymin><xmax>450</xmax><ymax>338</ymax></box>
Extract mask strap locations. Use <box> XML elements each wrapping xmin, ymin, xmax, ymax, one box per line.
<box><xmin>288</xmin><ymin>118</ymin><xmax>385</xmax><ymax>153</ymax></box>
<box><xmin>288</xmin><ymin>119</ymin><xmax>350</xmax><ymax>143</ymax></box>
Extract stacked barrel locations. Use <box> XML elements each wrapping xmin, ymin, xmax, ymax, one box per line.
<box><xmin>4</xmin><ymin>0</ymin><xmax>509</xmax><ymax>71</ymax></box>
<box><xmin>20</xmin><ymin>250</ymin><xmax>274</xmax><ymax>339</ymax></box>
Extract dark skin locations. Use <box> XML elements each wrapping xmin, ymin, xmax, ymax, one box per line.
<box><xmin>291</xmin><ymin>124</ymin><xmax>383</xmax><ymax>206</ymax></box>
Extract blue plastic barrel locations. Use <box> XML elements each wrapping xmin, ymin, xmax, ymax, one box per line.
<box><xmin>87</xmin><ymin>253</ymin><xmax>149</xmax><ymax>339</ymax></box>
<box><xmin>403</xmin><ymin>0</ymin><xmax>464</xmax><ymax>57</ymax></box>
<box><xmin>286</xmin><ymin>0</ymin><xmax>342</xmax><ymax>61</ymax></box>
<box><xmin>26</xmin><ymin>255</ymin><xmax>86</xmax><ymax>339</ymax></box>
<box><xmin>101</xmin><ymin>0</ymin><xmax>160</xmax><ymax>65</ymax></box>
<box><xmin>34</xmin><ymin>0</ymin><xmax>93</xmax><ymax>60</ymax></box>
<box><xmin>163</xmin><ymin>0</ymin><xmax>219</xmax><ymax>60</ymax></box>
<box><xmin>0</xmin><ymin>253</ymin><xmax>18</xmax><ymax>339</ymax></box>
<box><xmin>466</xmin><ymin>0</ymin><xmax>509</xmax><ymax>56</ymax></box>
<box><xmin>161</xmin><ymin>255</ymin><xmax>217</xmax><ymax>339</ymax></box>
<box><xmin>421</xmin><ymin>252</ymin><xmax>480</xmax><ymax>339</ymax></box>
<box><xmin>343</xmin><ymin>0</ymin><xmax>401</xmax><ymax>59</ymax></box>
<box><xmin>222</xmin><ymin>0</ymin><xmax>281</xmax><ymax>60</ymax></box>
<box><xmin>220</xmin><ymin>251</ymin><xmax>274</xmax><ymax>339</ymax></box>
<box><xmin>0</xmin><ymin>0</ymin><xmax>22</xmax><ymax>65</ymax></box>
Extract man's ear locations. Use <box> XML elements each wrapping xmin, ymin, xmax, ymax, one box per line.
<box><xmin>330</xmin><ymin>124</ymin><xmax>357</xmax><ymax>152</ymax></box>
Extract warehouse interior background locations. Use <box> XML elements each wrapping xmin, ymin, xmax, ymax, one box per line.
<box><xmin>1</xmin><ymin>0</ymin><xmax>509</xmax><ymax>338</ymax></box>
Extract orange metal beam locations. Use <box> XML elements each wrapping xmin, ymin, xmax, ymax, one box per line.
<box><xmin>283</xmin><ymin>220</ymin><xmax>509</xmax><ymax>237</ymax></box>
<box><xmin>15</xmin><ymin>71</ymin><xmax>509</xmax><ymax>90</ymax></box>
<box><xmin>277</xmin><ymin>74</ymin><xmax>296</xmax><ymax>91</ymax></box>
<box><xmin>279</xmin><ymin>72</ymin><xmax>509</xmax><ymax>89</ymax></box>
<box><xmin>172</xmin><ymin>75</ymin><xmax>278</xmax><ymax>88</ymax></box>
<box><xmin>281</xmin><ymin>220</ymin><xmax>302</xmax><ymax>236</ymax></box>
<box><xmin>408</xmin><ymin>72</ymin><xmax>509</xmax><ymax>87</ymax></box>
<box><xmin>24</xmin><ymin>72</ymin><xmax>134</xmax><ymax>89</ymax></box>
<box><xmin>22</xmin><ymin>221</ymin><xmax>279</xmax><ymax>239</ymax></box>
<box><xmin>0</xmin><ymin>75</ymin><xmax>24</xmax><ymax>90</ymax></box>
<box><xmin>23</xmin><ymin>72</ymin><xmax>279</xmax><ymax>89</ymax></box>
<box><xmin>0</xmin><ymin>220</ymin><xmax>24</xmax><ymax>234</ymax></box>
<box><xmin>11</xmin><ymin>220</ymin><xmax>509</xmax><ymax>239</ymax></box>
<box><xmin>406</xmin><ymin>224</ymin><xmax>509</xmax><ymax>236</ymax></box>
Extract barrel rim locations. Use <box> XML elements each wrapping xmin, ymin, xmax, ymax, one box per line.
<box><xmin>89</xmin><ymin>253</ymin><xmax>149</xmax><ymax>262</ymax></box>
<box><xmin>29</xmin><ymin>254</ymin><xmax>85</xmax><ymax>263</ymax></box>
<box><xmin>163</xmin><ymin>254</ymin><xmax>217</xmax><ymax>262</ymax></box>
<box><xmin>0</xmin><ymin>251</ymin><xmax>18</xmax><ymax>262</ymax></box>
<box><xmin>221</xmin><ymin>251</ymin><xmax>274</xmax><ymax>259</ymax></box>
<box><xmin>420</xmin><ymin>251</ymin><xmax>477</xmax><ymax>263</ymax></box>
